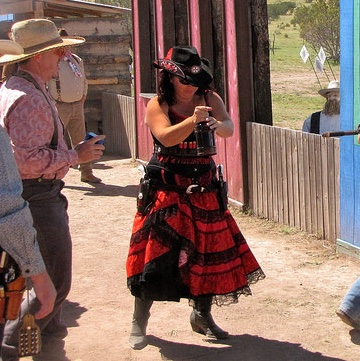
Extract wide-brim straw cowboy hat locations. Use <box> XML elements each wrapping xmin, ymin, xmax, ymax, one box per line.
<box><xmin>153</xmin><ymin>46</ymin><xmax>213</xmax><ymax>88</ymax></box>
<box><xmin>0</xmin><ymin>40</ymin><xmax>23</xmax><ymax>56</ymax></box>
<box><xmin>319</xmin><ymin>80</ymin><xmax>340</xmax><ymax>97</ymax></box>
<box><xmin>0</xmin><ymin>19</ymin><xmax>85</xmax><ymax>66</ymax></box>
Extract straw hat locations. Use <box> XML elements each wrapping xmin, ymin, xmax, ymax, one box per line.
<box><xmin>153</xmin><ymin>46</ymin><xmax>213</xmax><ymax>87</ymax></box>
<box><xmin>0</xmin><ymin>40</ymin><xmax>23</xmax><ymax>56</ymax></box>
<box><xmin>318</xmin><ymin>80</ymin><xmax>340</xmax><ymax>97</ymax></box>
<box><xmin>0</xmin><ymin>19</ymin><xmax>85</xmax><ymax>65</ymax></box>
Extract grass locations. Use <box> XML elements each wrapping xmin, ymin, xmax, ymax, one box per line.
<box><xmin>267</xmin><ymin>1</ymin><xmax>340</xmax><ymax>129</ymax></box>
<box><xmin>272</xmin><ymin>93</ymin><xmax>324</xmax><ymax>129</ymax></box>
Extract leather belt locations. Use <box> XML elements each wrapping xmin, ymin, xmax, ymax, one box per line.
<box><xmin>22</xmin><ymin>178</ymin><xmax>61</xmax><ymax>185</ymax></box>
<box><xmin>154</xmin><ymin>144</ymin><xmax>199</xmax><ymax>157</ymax></box>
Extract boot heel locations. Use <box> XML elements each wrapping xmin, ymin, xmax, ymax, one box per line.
<box><xmin>190</xmin><ymin>323</ymin><xmax>203</xmax><ymax>334</ymax></box>
<box><xmin>190</xmin><ymin>309</ymin><xmax>229</xmax><ymax>339</ymax></box>
<box><xmin>190</xmin><ymin>310</ymin><xmax>205</xmax><ymax>335</ymax></box>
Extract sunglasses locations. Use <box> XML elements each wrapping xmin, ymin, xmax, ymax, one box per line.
<box><xmin>178</xmin><ymin>77</ymin><xmax>192</xmax><ymax>86</ymax></box>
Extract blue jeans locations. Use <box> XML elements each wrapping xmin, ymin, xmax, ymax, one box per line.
<box><xmin>339</xmin><ymin>276</ymin><xmax>360</xmax><ymax>321</ymax></box>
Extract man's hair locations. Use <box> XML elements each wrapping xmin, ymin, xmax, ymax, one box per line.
<box><xmin>323</xmin><ymin>98</ymin><xmax>340</xmax><ymax>116</ymax></box>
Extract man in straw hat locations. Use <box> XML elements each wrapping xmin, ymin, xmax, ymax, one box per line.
<box><xmin>0</xmin><ymin>19</ymin><xmax>105</xmax><ymax>360</ymax></box>
<box><xmin>0</xmin><ymin>38</ymin><xmax>56</xmax><ymax>349</ymax></box>
<box><xmin>302</xmin><ymin>80</ymin><xmax>340</xmax><ymax>134</ymax></box>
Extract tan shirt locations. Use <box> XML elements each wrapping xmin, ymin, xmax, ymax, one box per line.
<box><xmin>48</xmin><ymin>53</ymin><xmax>88</xmax><ymax>103</ymax></box>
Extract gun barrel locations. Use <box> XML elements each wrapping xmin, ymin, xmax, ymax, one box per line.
<box><xmin>322</xmin><ymin>130</ymin><xmax>359</xmax><ymax>138</ymax></box>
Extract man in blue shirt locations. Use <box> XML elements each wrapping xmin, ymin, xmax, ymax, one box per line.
<box><xmin>0</xmin><ymin>39</ymin><xmax>56</xmax><ymax>346</ymax></box>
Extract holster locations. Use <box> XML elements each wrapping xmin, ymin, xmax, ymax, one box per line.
<box><xmin>0</xmin><ymin>249</ymin><xmax>26</xmax><ymax>323</ymax></box>
<box><xmin>215</xmin><ymin>180</ymin><xmax>228</xmax><ymax>212</ymax></box>
<box><xmin>3</xmin><ymin>276</ymin><xmax>25</xmax><ymax>321</ymax></box>
<box><xmin>137</xmin><ymin>176</ymin><xmax>153</xmax><ymax>215</ymax></box>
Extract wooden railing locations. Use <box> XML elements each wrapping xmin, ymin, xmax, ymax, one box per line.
<box><xmin>100</xmin><ymin>94</ymin><xmax>340</xmax><ymax>242</ymax></box>
<box><xmin>246</xmin><ymin>122</ymin><xmax>340</xmax><ymax>242</ymax></box>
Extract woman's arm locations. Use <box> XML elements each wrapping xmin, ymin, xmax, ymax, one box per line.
<box><xmin>145</xmin><ymin>96</ymin><xmax>211</xmax><ymax>147</ymax></box>
<box><xmin>206</xmin><ymin>91</ymin><xmax>234</xmax><ymax>138</ymax></box>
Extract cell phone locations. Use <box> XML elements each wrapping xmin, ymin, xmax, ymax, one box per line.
<box><xmin>84</xmin><ymin>132</ymin><xmax>105</xmax><ymax>145</ymax></box>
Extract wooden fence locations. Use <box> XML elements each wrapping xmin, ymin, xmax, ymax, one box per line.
<box><xmin>102</xmin><ymin>93</ymin><xmax>136</xmax><ymax>158</ymax></box>
<box><xmin>101</xmin><ymin>94</ymin><xmax>340</xmax><ymax>242</ymax></box>
<box><xmin>246</xmin><ymin>122</ymin><xmax>340</xmax><ymax>242</ymax></box>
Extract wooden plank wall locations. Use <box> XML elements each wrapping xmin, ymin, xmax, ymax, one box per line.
<box><xmin>246</xmin><ymin>122</ymin><xmax>340</xmax><ymax>242</ymax></box>
<box><xmin>53</xmin><ymin>17</ymin><xmax>132</xmax><ymax>134</ymax></box>
<box><xmin>102</xmin><ymin>93</ymin><xmax>136</xmax><ymax>158</ymax></box>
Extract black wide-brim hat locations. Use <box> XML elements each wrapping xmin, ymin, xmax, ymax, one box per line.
<box><xmin>153</xmin><ymin>46</ymin><xmax>213</xmax><ymax>87</ymax></box>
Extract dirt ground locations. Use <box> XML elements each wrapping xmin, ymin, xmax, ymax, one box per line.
<box><xmin>23</xmin><ymin>155</ymin><xmax>360</xmax><ymax>361</ymax></box>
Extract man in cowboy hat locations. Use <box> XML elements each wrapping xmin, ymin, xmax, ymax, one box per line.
<box><xmin>0</xmin><ymin>19</ymin><xmax>105</xmax><ymax>360</ymax></box>
<box><xmin>302</xmin><ymin>80</ymin><xmax>340</xmax><ymax>134</ymax></box>
<box><xmin>0</xmin><ymin>38</ymin><xmax>56</xmax><ymax>347</ymax></box>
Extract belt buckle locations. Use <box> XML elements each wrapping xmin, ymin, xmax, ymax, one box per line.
<box><xmin>186</xmin><ymin>184</ymin><xmax>205</xmax><ymax>194</ymax></box>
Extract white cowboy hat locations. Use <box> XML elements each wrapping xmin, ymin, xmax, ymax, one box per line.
<box><xmin>0</xmin><ymin>40</ymin><xmax>23</xmax><ymax>56</ymax></box>
<box><xmin>318</xmin><ymin>80</ymin><xmax>340</xmax><ymax>97</ymax></box>
<box><xmin>0</xmin><ymin>19</ymin><xmax>85</xmax><ymax>65</ymax></box>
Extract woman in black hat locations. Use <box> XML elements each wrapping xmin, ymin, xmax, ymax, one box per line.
<box><xmin>126</xmin><ymin>46</ymin><xmax>265</xmax><ymax>349</ymax></box>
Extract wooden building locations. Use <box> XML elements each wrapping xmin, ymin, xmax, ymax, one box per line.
<box><xmin>0</xmin><ymin>0</ymin><xmax>132</xmax><ymax>133</ymax></box>
<box><xmin>132</xmin><ymin>0</ymin><xmax>272</xmax><ymax>206</ymax></box>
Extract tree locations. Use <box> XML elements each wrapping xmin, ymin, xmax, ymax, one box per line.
<box><xmin>267</xmin><ymin>2</ymin><xmax>296</xmax><ymax>20</ymax></box>
<box><xmin>292</xmin><ymin>0</ymin><xmax>339</xmax><ymax>61</ymax></box>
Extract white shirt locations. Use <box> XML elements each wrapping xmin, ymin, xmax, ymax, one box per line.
<box><xmin>48</xmin><ymin>53</ymin><xmax>87</xmax><ymax>103</ymax></box>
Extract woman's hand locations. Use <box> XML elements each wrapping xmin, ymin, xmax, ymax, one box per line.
<box><xmin>193</xmin><ymin>106</ymin><xmax>212</xmax><ymax>124</ymax></box>
<box><xmin>207</xmin><ymin>116</ymin><xmax>220</xmax><ymax>130</ymax></box>
<box><xmin>205</xmin><ymin>92</ymin><xmax>234</xmax><ymax>138</ymax></box>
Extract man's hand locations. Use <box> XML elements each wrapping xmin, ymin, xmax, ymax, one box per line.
<box><xmin>75</xmin><ymin>135</ymin><xmax>106</xmax><ymax>164</ymax></box>
<box><xmin>30</xmin><ymin>271</ymin><xmax>57</xmax><ymax>319</ymax></box>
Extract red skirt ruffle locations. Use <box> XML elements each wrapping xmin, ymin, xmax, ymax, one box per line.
<box><xmin>127</xmin><ymin>185</ymin><xmax>265</xmax><ymax>305</ymax></box>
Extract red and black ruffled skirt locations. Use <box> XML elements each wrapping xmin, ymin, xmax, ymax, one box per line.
<box><xmin>126</xmin><ymin>155</ymin><xmax>265</xmax><ymax>305</ymax></box>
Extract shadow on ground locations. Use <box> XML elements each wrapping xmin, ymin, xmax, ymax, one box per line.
<box><xmin>61</xmin><ymin>300</ymin><xmax>87</xmax><ymax>328</ymax></box>
<box><xmin>350</xmin><ymin>329</ymin><xmax>360</xmax><ymax>345</ymax></box>
<box><xmin>31</xmin><ymin>301</ymin><xmax>87</xmax><ymax>361</ymax></box>
<box><xmin>64</xmin><ymin>183</ymin><xmax>138</xmax><ymax>198</ymax></box>
<box><xmin>148</xmin><ymin>334</ymin><xmax>346</xmax><ymax>361</ymax></box>
<box><xmin>32</xmin><ymin>336</ymin><xmax>69</xmax><ymax>361</ymax></box>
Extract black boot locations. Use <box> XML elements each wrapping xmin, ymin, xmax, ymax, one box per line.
<box><xmin>190</xmin><ymin>296</ymin><xmax>229</xmax><ymax>339</ymax></box>
<box><xmin>129</xmin><ymin>297</ymin><xmax>153</xmax><ymax>350</ymax></box>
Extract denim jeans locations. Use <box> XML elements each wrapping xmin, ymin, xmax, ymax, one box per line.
<box><xmin>339</xmin><ymin>276</ymin><xmax>360</xmax><ymax>321</ymax></box>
